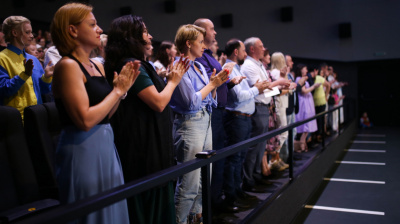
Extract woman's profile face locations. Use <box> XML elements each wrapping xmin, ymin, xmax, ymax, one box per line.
<box><xmin>301</xmin><ymin>66</ymin><xmax>308</xmax><ymax>76</ymax></box>
<box><xmin>142</xmin><ymin>24</ymin><xmax>153</xmax><ymax>58</ymax></box>
<box><xmin>169</xmin><ymin>44</ymin><xmax>177</xmax><ymax>58</ymax></box>
<box><xmin>15</xmin><ymin>22</ymin><xmax>34</xmax><ymax>47</ymax></box>
<box><xmin>74</xmin><ymin>13</ymin><xmax>103</xmax><ymax>49</ymax></box>
<box><xmin>189</xmin><ymin>33</ymin><xmax>205</xmax><ymax>59</ymax></box>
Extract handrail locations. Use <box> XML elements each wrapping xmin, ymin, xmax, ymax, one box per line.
<box><xmin>14</xmin><ymin>104</ymin><xmax>349</xmax><ymax>224</ymax></box>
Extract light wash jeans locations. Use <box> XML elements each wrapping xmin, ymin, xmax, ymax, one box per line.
<box><xmin>173</xmin><ymin>108</ymin><xmax>212</xmax><ymax>224</ymax></box>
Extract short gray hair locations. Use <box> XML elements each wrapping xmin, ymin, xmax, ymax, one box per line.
<box><xmin>243</xmin><ymin>37</ymin><xmax>259</xmax><ymax>54</ymax></box>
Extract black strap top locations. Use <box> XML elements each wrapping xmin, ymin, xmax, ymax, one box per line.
<box><xmin>55</xmin><ymin>55</ymin><xmax>112</xmax><ymax>127</ymax></box>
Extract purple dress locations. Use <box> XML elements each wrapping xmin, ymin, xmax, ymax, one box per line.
<box><xmin>295</xmin><ymin>78</ymin><xmax>318</xmax><ymax>133</ymax></box>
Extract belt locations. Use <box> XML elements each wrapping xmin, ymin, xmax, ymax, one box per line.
<box><xmin>255</xmin><ymin>102</ymin><xmax>269</xmax><ymax>107</ymax></box>
<box><xmin>228</xmin><ymin>110</ymin><xmax>252</xmax><ymax>117</ymax></box>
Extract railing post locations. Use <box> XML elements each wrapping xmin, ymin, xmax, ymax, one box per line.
<box><xmin>321</xmin><ymin>113</ymin><xmax>325</xmax><ymax>149</ymax></box>
<box><xmin>288</xmin><ymin>128</ymin><xmax>294</xmax><ymax>181</ymax></box>
<box><xmin>338</xmin><ymin>107</ymin><xmax>341</xmax><ymax>136</ymax></box>
<box><xmin>201</xmin><ymin>163</ymin><xmax>212</xmax><ymax>224</ymax></box>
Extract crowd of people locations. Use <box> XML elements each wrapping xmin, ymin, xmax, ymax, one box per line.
<box><xmin>0</xmin><ymin>2</ymin><xmax>349</xmax><ymax>224</ymax></box>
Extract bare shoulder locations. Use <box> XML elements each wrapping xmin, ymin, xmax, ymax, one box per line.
<box><xmin>91</xmin><ymin>59</ymin><xmax>106</xmax><ymax>75</ymax></box>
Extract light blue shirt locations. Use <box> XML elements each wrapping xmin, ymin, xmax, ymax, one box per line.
<box><xmin>170</xmin><ymin>57</ymin><xmax>217</xmax><ymax>114</ymax></box>
<box><xmin>224</xmin><ymin>59</ymin><xmax>258</xmax><ymax>115</ymax></box>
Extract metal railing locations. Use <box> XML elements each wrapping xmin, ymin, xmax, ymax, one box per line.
<box><xmin>14</xmin><ymin>103</ymin><xmax>353</xmax><ymax>224</ymax></box>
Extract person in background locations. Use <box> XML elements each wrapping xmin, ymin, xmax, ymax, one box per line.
<box><xmin>51</xmin><ymin>3</ymin><xmax>141</xmax><ymax>223</ymax></box>
<box><xmin>90</xmin><ymin>34</ymin><xmax>107</xmax><ymax>64</ymax></box>
<box><xmin>171</xmin><ymin>24</ymin><xmax>230</xmax><ymax>224</ymax></box>
<box><xmin>294</xmin><ymin>64</ymin><xmax>320</xmax><ymax>152</ymax></box>
<box><xmin>313</xmin><ymin>63</ymin><xmax>330</xmax><ymax>142</ymax></box>
<box><xmin>240</xmin><ymin>37</ymin><xmax>290</xmax><ymax>192</ymax></box>
<box><xmin>360</xmin><ymin>112</ymin><xmax>372</xmax><ymax>128</ymax></box>
<box><xmin>268</xmin><ymin>52</ymin><xmax>296</xmax><ymax>171</ymax></box>
<box><xmin>222</xmin><ymin>39</ymin><xmax>271</xmax><ymax>212</ymax></box>
<box><xmin>104</xmin><ymin>15</ymin><xmax>189</xmax><ymax>224</ymax></box>
<box><xmin>193</xmin><ymin>18</ymin><xmax>235</xmax><ymax>214</ymax></box>
<box><xmin>0</xmin><ymin>15</ymin><xmax>53</xmax><ymax>120</ymax></box>
<box><xmin>153</xmin><ymin>40</ymin><xmax>177</xmax><ymax>79</ymax></box>
<box><xmin>44</xmin><ymin>45</ymin><xmax>62</xmax><ymax>67</ymax></box>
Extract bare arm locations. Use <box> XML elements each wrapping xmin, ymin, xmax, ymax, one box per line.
<box><xmin>137</xmin><ymin>57</ymin><xmax>190</xmax><ymax>113</ymax></box>
<box><xmin>53</xmin><ymin>59</ymin><xmax>139</xmax><ymax>131</ymax></box>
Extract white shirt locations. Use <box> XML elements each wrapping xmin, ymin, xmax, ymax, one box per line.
<box><xmin>240</xmin><ymin>56</ymin><xmax>271</xmax><ymax>105</ymax></box>
<box><xmin>270</xmin><ymin>69</ymin><xmax>288</xmax><ymax>109</ymax></box>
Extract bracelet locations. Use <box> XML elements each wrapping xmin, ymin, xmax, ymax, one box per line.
<box><xmin>121</xmin><ymin>92</ymin><xmax>127</xmax><ymax>100</ymax></box>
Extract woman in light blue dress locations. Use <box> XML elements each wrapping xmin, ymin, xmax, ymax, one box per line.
<box><xmin>51</xmin><ymin>3</ymin><xmax>140</xmax><ymax>223</ymax></box>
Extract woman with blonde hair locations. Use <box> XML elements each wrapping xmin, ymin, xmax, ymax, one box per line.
<box><xmin>268</xmin><ymin>52</ymin><xmax>297</xmax><ymax>170</ymax></box>
<box><xmin>0</xmin><ymin>15</ymin><xmax>53</xmax><ymax>120</ymax></box>
<box><xmin>171</xmin><ymin>24</ymin><xmax>230</xmax><ymax>224</ymax></box>
<box><xmin>51</xmin><ymin>3</ymin><xmax>140</xmax><ymax>223</ymax></box>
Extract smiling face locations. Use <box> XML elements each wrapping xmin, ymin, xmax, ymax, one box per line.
<box><xmin>142</xmin><ymin>24</ymin><xmax>153</xmax><ymax>58</ymax></box>
<box><xmin>188</xmin><ymin>33</ymin><xmax>205</xmax><ymax>60</ymax></box>
<box><xmin>73</xmin><ymin>12</ymin><xmax>103</xmax><ymax>50</ymax></box>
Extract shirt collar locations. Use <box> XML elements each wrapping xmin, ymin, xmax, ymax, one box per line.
<box><xmin>7</xmin><ymin>44</ymin><xmax>26</xmax><ymax>56</ymax></box>
<box><xmin>246</xmin><ymin>55</ymin><xmax>263</xmax><ymax>67</ymax></box>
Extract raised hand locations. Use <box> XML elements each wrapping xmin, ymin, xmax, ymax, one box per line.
<box><xmin>113</xmin><ymin>60</ymin><xmax>141</xmax><ymax>97</ymax></box>
<box><xmin>24</xmin><ymin>59</ymin><xmax>34</xmax><ymax>76</ymax></box>
<box><xmin>210</xmin><ymin>68</ymin><xmax>229</xmax><ymax>88</ymax></box>
<box><xmin>44</xmin><ymin>61</ymin><xmax>55</xmax><ymax>78</ymax></box>
<box><xmin>254</xmin><ymin>80</ymin><xmax>272</xmax><ymax>94</ymax></box>
<box><xmin>166</xmin><ymin>55</ymin><xmax>190</xmax><ymax>85</ymax></box>
<box><xmin>229</xmin><ymin>76</ymin><xmax>246</xmax><ymax>85</ymax></box>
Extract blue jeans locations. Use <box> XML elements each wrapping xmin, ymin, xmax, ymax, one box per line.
<box><xmin>223</xmin><ymin>112</ymin><xmax>252</xmax><ymax>203</ymax></box>
<box><xmin>174</xmin><ymin>108</ymin><xmax>212</xmax><ymax>224</ymax></box>
<box><xmin>210</xmin><ymin>107</ymin><xmax>226</xmax><ymax>206</ymax></box>
<box><xmin>280</xmin><ymin>112</ymin><xmax>296</xmax><ymax>162</ymax></box>
<box><xmin>243</xmin><ymin>104</ymin><xmax>269</xmax><ymax>187</ymax></box>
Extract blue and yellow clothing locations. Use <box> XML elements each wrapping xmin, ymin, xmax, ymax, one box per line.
<box><xmin>0</xmin><ymin>44</ymin><xmax>52</xmax><ymax>119</ymax></box>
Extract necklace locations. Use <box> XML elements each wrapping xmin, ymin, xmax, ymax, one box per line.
<box><xmin>74</xmin><ymin>55</ymin><xmax>93</xmax><ymax>68</ymax></box>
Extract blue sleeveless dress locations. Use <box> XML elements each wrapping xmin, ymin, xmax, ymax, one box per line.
<box><xmin>55</xmin><ymin>55</ymin><xmax>129</xmax><ymax>224</ymax></box>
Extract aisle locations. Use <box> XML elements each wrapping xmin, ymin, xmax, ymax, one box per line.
<box><xmin>293</xmin><ymin>127</ymin><xmax>400</xmax><ymax>224</ymax></box>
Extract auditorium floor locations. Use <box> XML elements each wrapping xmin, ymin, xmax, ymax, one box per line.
<box><xmin>214</xmin><ymin>131</ymin><xmax>339</xmax><ymax>223</ymax></box>
<box><xmin>292</xmin><ymin>126</ymin><xmax>400</xmax><ymax>224</ymax></box>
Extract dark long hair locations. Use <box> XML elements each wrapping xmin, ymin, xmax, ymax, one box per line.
<box><xmin>155</xmin><ymin>41</ymin><xmax>173</xmax><ymax>68</ymax></box>
<box><xmin>104</xmin><ymin>15</ymin><xmax>147</xmax><ymax>84</ymax></box>
<box><xmin>294</xmin><ymin>63</ymin><xmax>307</xmax><ymax>78</ymax></box>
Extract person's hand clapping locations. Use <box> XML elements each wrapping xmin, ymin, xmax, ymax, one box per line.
<box><xmin>113</xmin><ymin>60</ymin><xmax>141</xmax><ymax>98</ymax></box>
<box><xmin>166</xmin><ymin>55</ymin><xmax>190</xmax><ymax>85</ymax></box>
<box><xmin>210</xmin><ymin>68</ymin><xmax>229</xmax><ymax>88</ymax></box>
<box><xmin>44</xmin><ymin>61</ymin><xmax>55</xmax><ymax>78</ymax></box>
<box><xmin>23</xmin><ymin>59</ymin><xmax>34</xmax><ymax>76</ymax></box>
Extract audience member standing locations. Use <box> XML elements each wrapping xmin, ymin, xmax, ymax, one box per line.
<box><xmin>223</xmin><ymin>39</ymin><xmax>270</xmax><ymax>211</ymax></box>
<box><xmin>193</xmin><ymin>18</ymin><xmax>235</xmax><ymax>211</ymax></box>
<box><xmin>0</xmin><ymin>16</ymin><xmax>53</xmax><ymax>120</ymax></box>
<box><xmin>240</xmin><ymin>37</ymin><xmax>289</xmax><ymax>192</ymax></box>
<box><xmin>171</xmin><ymin>24</ymin><xmax>229</xmax><ymax>224</ymax></box>
<box><xmin>104</xmin><ymin>15</ymin><xmax>189</xmax><ymax>224</ymax></box>
<box><xmin>269</xmin><ymin>52</ymin><xmax>296</xmax><ymax>169</ymax></box>
<box><xmin>295</xmin><ymin>64</ymin><xmax>320</xmax><ymax>152</ymax></box>
<box><xmin>313</xmin><ymin>63</ymin><xmax>330</xmax><ymax>141</ymax></box>
<box><xmin>153</xmin><ymin>41</ymin><xmax>177</xmax><ymax>79</ymax></box>
<box><xmin>51</xmin><ymin>3</ymin><xmax>140</xmax><ymax>223</ymax></box>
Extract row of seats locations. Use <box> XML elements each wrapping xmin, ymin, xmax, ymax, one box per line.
<box><xmin>0</xmin><ymin>103</ymin><xmax>60</xmax><ymax>223</ymax></box>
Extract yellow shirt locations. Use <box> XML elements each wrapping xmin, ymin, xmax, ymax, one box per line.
<box><xmin>313</xmin><ymin>75</ymin><xmax>326</xmax><ymax>106</ymax></box>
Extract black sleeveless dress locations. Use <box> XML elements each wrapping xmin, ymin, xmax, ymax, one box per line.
<box><xmin>55</xmin><ymin>55</ymin><xmax>129</xmax><ymax>224</ymax></box>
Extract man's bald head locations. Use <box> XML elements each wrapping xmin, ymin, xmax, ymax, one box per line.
<box><xmin>194</xmin><ymin>18</ymin><xmax>216</xmax><ymax>47</ymax></box>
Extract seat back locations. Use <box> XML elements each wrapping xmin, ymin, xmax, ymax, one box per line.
<box><xmin>0</xmin><ymin>106</ymin><xmax>40</xmax><ymax>212</ymax></box>
<box><xmin>24</xmin><ymin>102</ymin><xmax>61</xmax><ymax>200</ymax></box>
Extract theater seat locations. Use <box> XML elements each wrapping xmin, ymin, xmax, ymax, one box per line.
<box><xmin>0</xmin><ymin>106</ymin><xmax>58</xmax><ymax>222</ymax></box>
<box><xmin>24</xmin><ymin>102</ymin><xmax>61</xmax><ymax>200</ymax></box>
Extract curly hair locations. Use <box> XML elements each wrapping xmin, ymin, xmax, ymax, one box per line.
<box><xmin>104</xmin><ymin>15</ymin><xmax>147</xmax><ymax>84</ymax></box>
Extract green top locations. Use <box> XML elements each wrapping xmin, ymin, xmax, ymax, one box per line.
<box><xmin>131</xmin><ymin>67</ymin><xmax>154</xmax><ymax>95</ymax></box>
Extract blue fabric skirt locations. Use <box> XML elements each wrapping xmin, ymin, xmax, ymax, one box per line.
<box><xmin>56</xmin><ymin>124</ymin><xmax>129</xmax><ymax>224</ymax></box>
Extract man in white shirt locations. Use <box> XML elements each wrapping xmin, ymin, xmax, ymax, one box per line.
<box><xmin>240</xmin><ymin>37</ymin><xmax>290</xmax><ymax>192</ymax></box>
